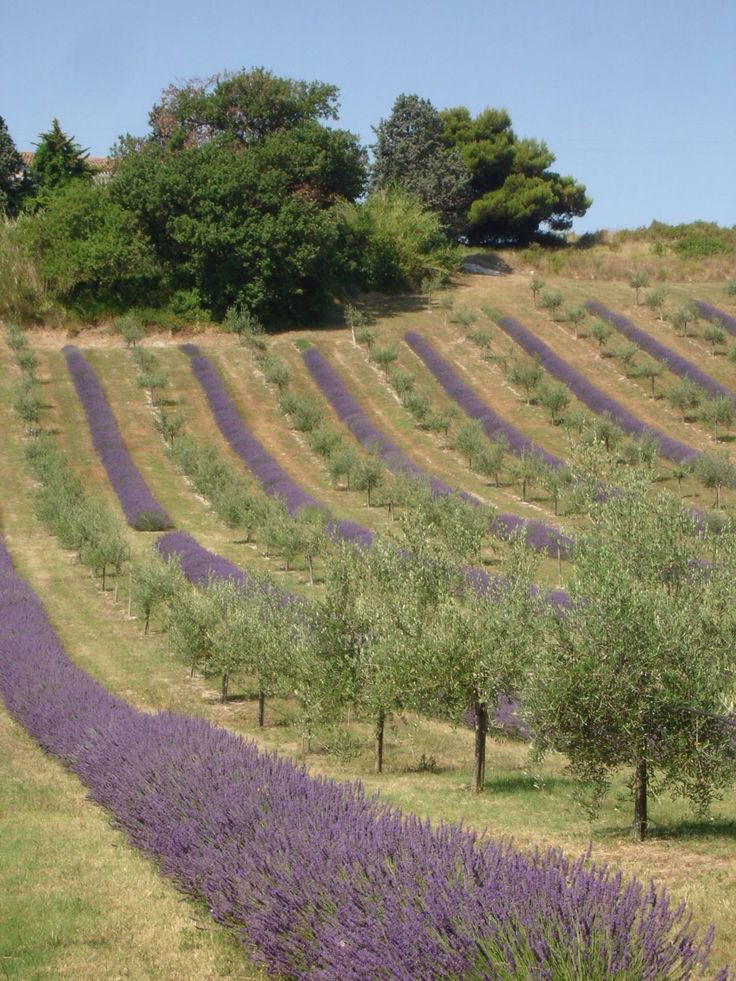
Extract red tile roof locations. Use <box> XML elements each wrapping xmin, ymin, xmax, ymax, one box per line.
<box><xmin>19</xmin><ymin>151</ymin><xmax>113</xmax><ymax>173</ymax></box>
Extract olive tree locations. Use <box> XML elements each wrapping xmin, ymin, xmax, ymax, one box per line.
<box><xmin>132</xmin><ymin>550</ymin><xmax>185</xmax><ymax>634</ymax></box>
<box><xmin>428</xmin><ymin>536</ymin><xmax>544</xmax><ymax>793</ymax></box>
<box><xmin>527</xmin><ymin>467</ymin><xmax>736</xmax><ymax>839</ymax></box>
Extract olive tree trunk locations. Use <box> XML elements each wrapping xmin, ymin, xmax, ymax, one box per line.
<box><xmin>473</xmin><ymin>700</ymin><xmax>488</xmax><ymax>794</ymax></box>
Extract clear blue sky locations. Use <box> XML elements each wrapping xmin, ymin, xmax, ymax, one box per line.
<box><xmin>3</xmin><ymin>0</ymin><xmax>735</xmax><ymax>233</ymax></box>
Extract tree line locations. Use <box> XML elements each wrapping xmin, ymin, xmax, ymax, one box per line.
<box><xmin>0</xmin><ymin>68</ymin><xmax>590</xmax><ymax>325</ymax></box>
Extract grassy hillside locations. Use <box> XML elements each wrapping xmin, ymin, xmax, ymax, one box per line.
<box><xmin>3</xmin><ymin>254</ymin><xmax>736</xmax><ymax>974</ymax></box>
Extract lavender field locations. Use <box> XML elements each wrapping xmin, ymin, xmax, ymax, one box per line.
<box><xmin>0</xmin><ymin>533</ymin><xmax>727</xmax><ymax>979</ymax></box>
<box><xmin>494</xmin><ymin>316</ymin><xmax>700</xmax><ymax>464</ymax></box>
<box><xmin>303</xmin><ymin>345</ymin><xmax>572</xmax><ymax>557</ymax></box>
<box><xmin>3</xmin><ymin>268</ymin><xmax>736</xmax><ymax>976</ymax></box>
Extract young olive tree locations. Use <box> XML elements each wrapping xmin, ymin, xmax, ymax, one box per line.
<box><xmin>589</xmin><ymin>317</ymin><xmax>613</xmax><ymax>353</ymax></box>
<box><xmin>644</xmin><ymin>287</ymin><xmax>667</xmax><ymax>320</ymax></box>
<box><xmin>527</xmin><ymin>467</ymin><xmax>736</xmax><ymax>839</ymax></box>
<box><xmin>701</xmin><ymin>395</ymin><xmax>735</xmax><ymax>441</ymax></box>
<box><xmin>627</xmin><ymin>270</ymin><xmax>650</xmax><ymax>305</ymax></box>
<box><xmin>352</xmin><ymin>453</ymin><xmax>384</xmax><ymax>507</ymax></box>
<box><xmin>694</xmin><ymin>451</ymin><xmax>736</xmax><ymax>510</ymax></box>
<box><xmin>539</xmin><ymin>289</ymin><xmax>563</xmax><ymax>322</ymax></box>
<box><xmin>132</xmin><ymin>550</ymin><xmax>185</xmax><ymax>634</ymax></box>
<box><xmin>295</xmin><ymin>506</ymin><xmax>329</xmax><ymax>585</ymax></box>
<box><xmin>453</xmin><ymin>418</ymin><xmax>486</xmax><ymax>469</ymax></box>
<box><xmin>78</xmin><ymin>498</ymin><xmax>129</xmax><ymax>591</ymax></box>
<box><xmin>321</xmin><ymin>529</ymin><xmax>459</xmax><ymax>774</ymax></box>
<box><xmin>428</xmin><ymin>536</ymin><xmax>544</xmax><ymax>793</ymax></box>
<box><xmin>633</xmin><ymin>358</ymin><xmax>664</xmax><ymax>397</ymax></box>
<box><xmin>509</xmin><ymin>449</ymin><xmax>546</xmax><ymax>502</ymax></box>
<box><xmin>168</xmin><ymin>582</ymin><xmax>219</xmax><ymax>678</ymax></box>
<box><xmin>508</xmin><ymin>357</ymin><xmax>543</xmax><ymax>403</ymax></box>
<box><xmin>290</xmin><ymin>574</ymin><xmax>359</xmax><ymax>758</ymax></box>
<box><xmin>537</xmin><ymin>381</ymin><xmax>570</xmax><ymax>424</ymax></box>
<box><xmin>529</xmin><ymin>274</ymin><xmax>545</xmax><ymax>305</ymax></box>
<box><xmin>703</xmin><ymin>321</ymin><xmax>726</xmax><ymax>355</ymax></box>
<box><xmin>667</xmin><ymin>378</ymin><xmax>703</xmax><ymax>422</ymax></box>
<box><xmin>221</xmin><ymin>576</ymin><xmax>295</xmax><ymax>720</ymax></box>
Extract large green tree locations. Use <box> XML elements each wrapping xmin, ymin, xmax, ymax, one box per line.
<box><xmin>147</xmin><ymin>67</ymin><xmax>341</xmax><ymax>147</ymax></box>
<box><xmin>27</xmin><ymin>118</ymin><xmax>91</xmax><ymax>206</ymax></box>
<box><xmin>17</xmin><ymin>179</ymin><xmax>160</xmax><ymax>308</ymax></box>
<box><xmin>370</xmin><ymin>94</ymin><xmax>471</xmax><ymax>236</ymax></box>
<box><xmin>0</xmin><ymin>116</ymin><xmax>25</xmax><ymax>216</ymax></box>
<box><xmin>440</xmin><ymin>106</ymin><xmax>590</xmax><ymax>243</ymax></box>
<box><xmin>110</xmin><ymin>68</ymin><xmax>367</xmax><ymax>321</ymax></box>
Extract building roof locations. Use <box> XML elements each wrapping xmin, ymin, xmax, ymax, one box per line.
<box><xmin>19</xmin><ymin>151</ymin><xmax>113</xmax><ymax>173</ymax></box>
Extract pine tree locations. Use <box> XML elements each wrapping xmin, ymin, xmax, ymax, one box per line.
<box><xmin>0</xmin><ymin>116</ymin><xmax>24</xmax><ymax>216</ymax></box>
<box><xmin>29</xmin><ymin>118</ymin><xmax>91</xmax><ymax>203</ymax></box>
<box><xmin>370</xmin><ymin>94</ymin><xmax>470</xmax><ymax>236</ymax></box>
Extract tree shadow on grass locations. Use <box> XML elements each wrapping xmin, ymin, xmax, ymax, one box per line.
<box><xmin>483</xmin><ymin>773</ymin><xmax>568</xmax><ymax>794</ymax></box>
<box><xmin>649</xmin><ymin>818</ymin><xmax>736</xmax><ymax>841</ymax></box>
<box><xmin>595</xmin><ymin>817</ymin><xmax>736</xmax><ymax>843</ymax></box>
<box><xmin>267</xmin><ymin>292</ymin><xmax>428</xmax><ymax>336</ymax></box>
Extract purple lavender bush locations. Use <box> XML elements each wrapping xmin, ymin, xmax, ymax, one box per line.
<box><xmin>180</xmin><ymin>346</ymin><xmax>372</xmax><ymax>548</ymax></box>
<box><xmin>0</xmin><ymin>534</ymin><xmax>728</xmax><ymax>979</ymax></box>
<box><xmin>304</xmin><ymin>346</ymin><xmax>573</xmax><ymax>558</ymax></box>
<box><xmin>494</xmin><ymin>317</ymin><xmax>700</xmax><ymax>465</ymax></box>
<box><xmin>586</xmin><ymin>301</ymin><xmax>736</xmax><ymax>406</ymax></box>
<box><xmin>62</xmin><ymin>346</ymin><xmax>173</xmax><ymax>530</ymax></box>
<box><xmin>156</xmin><ymin>530</ymin><xmax>302</xmax><ymax>608</ymax></box>
<box><xmin>405</xmin><ymin>332</ymin><xmax>564</xmax><ymax>470</ymax></box>
<box><xmin>694</xmin><ymin>301</ymin><xmax>736</xmax><ymax>337</ymax></box>
<box><xmin>156</xmin><ymin>530</ymin><xmax>250</xmax><ymax>588</ymax></box>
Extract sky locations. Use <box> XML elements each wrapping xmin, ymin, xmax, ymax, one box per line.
<box><xmin>2</xmin><ymin>0</ymin><xmax>735</xmax><ymax>233</ymax></box>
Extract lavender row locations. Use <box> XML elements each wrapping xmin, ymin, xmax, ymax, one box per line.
<box><xmin>695</xmin><ymin>301</ymin><xmax>736</xmax><ymax>337</ymax></box>
<box><xmin>0</xmin><ymin>535</ymin><xmax>724</xmax><ymax>979</ymax></box>
<box><xmin>495</xmin><ymin>317</ymin><xmax>700</xmax><ymax>465</ymax></box>
<box><xmin>303</xmin><ymin>345</ymin><xmax>573</xmax><ymax>558</ymax></box>
<box><xmin>156</xmin><ymin>531</ymin><xmax>302</xmax><ymax>608</ymax></box>
<box><xmin>62</xmin><ymin>346</ymin><xmax>173</xmax><ymax>530</ymax></box>
<box><xmin>404</xmin><ymin>332</ymin><xmax>565</xmax><ymax>469</ymax></box>
<box><xmin>586</xmin><ymin>301</ymin><xmax>736</xmax><ymax>406</ymax></box>
<box><xmin>157</xmin><ymin>530</ymin><xmax>249</xmax><ymax>588</ymax></box>
<box><xmin>180</xmin><ymin>345</ymin><xmax>372</xmax><ymax>548</ymax></box>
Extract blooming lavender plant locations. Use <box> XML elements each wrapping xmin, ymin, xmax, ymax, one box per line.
<box><xmin>586</xmin><ymin>301</ymin><xmax>736</xmax><ymax>406</ymax></box>
<box><xmin>404</xmin><ymin>332</ymin><xmax>565</xmax><ymax>469</ymax></box>
<box><xmin>494</xmin><ymin>318</ymin><xmax>701</xmax><ymax>465</ymax></box>
<box><xmin>0</xmin><ymin>534</ymin><xmax>728</xmax><ymax>980</ymax></box>
<box><xmin>155</xmin><ymin>531</ymin><xmax>302</xmax><ymax>608</ymax></box>
<box><xmin>694</xmin><ymin>301</ymin><xmax>736</xmax><ymax>337</ymax></box>
<box><xmin>62</xmin><ymin>346</ymin><xmax>173</xmax><ymax>530</ymax></box>
<box><xmin>156</xmin><ymin>530</ymin><xmax>250</xmax><ymax>588</ymax></box>
<box><xmin>303</xmin><ymin>346</ymin><xmax>573</xmax><ymax>558</ymax></box>
<box><xmin>180</xmin><ymin>346</ymin><xmax>372</xmax><ymax>548</ymax></box>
